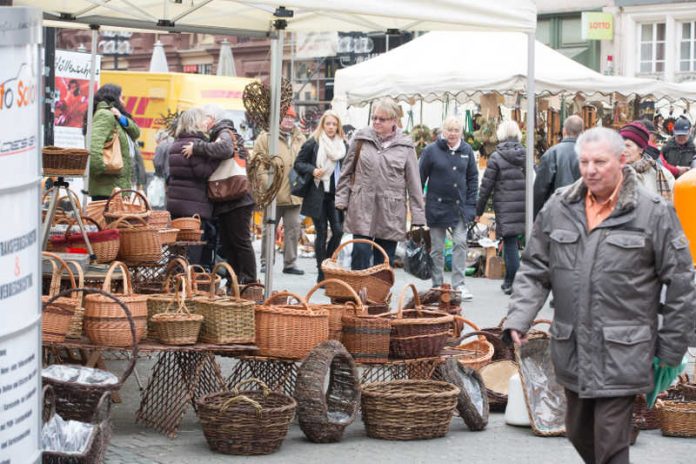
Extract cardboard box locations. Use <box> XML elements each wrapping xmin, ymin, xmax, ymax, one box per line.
<box><xmin>485</xmin><ymin>256</ymin><xmax>506</xmax><ymax>279</ymax></box>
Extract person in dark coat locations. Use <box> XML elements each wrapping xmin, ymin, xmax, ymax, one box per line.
<box><xmin>533</xmin><ymin>115</ymin><xmax>583</xmax><ymax>218</ymax></box>
<box><xmin>182</xmin><ymin>104</ymin><xmax>257</xmax><ymax>284</ymax></box>
<box><xmin>475</xmin><ymin>120</ymin><xmax>526</xmax><ymax>294</ymax></box>
<box><xmin>294</xmin><ymin>110</ymin><xmax>347</xmax><ymax>282</ymax></box>
<box><xmin>419</xmin><ymin>116</ymin><xmax>478</xmax><ymax>300</ymax></box>
<box><xmin>660</xmin><ymin>116</ymin><xmax>696</xmax><ymax>177</ymax></box>
<box><xmin>167</xmin><ymin>108</ymin><xmax>220</xmax><ymax>267</ymax></box>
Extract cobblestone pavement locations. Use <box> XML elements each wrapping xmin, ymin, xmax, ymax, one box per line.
<box><xmin>102</xmin><ymin>243</ymin><xmax>695</xmax><ymax>464</ymax></box>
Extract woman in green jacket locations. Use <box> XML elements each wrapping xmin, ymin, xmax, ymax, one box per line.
<box><xmin>86</xmin><ymin>84</ymin><xmax>140</xmax><ymax>200</ymax></box>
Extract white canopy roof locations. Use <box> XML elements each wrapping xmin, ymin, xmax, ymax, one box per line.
<box><xmin>332</xmin><ymin>31</ymin><xmax>688</xmax><ymax>110</ymax></box>
<box><xmin>16</xmin><ymin>1</ymin><xmax>537</xmax><ymax>35</ymax></box>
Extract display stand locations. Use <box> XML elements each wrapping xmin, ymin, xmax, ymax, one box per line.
<box><xmin>129</xmin><ymin>241</ymin><xmax>205</xmax><ymax>294</ymax></box>
<box><xmin>41</xmin><ymin>177</ymin><xmax>95</xmax><ymax>258</ymax></box>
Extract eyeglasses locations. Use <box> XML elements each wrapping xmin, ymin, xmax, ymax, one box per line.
<box><xmin>371</xmin><ymin>116</ymin><xmax>393</xmax><ymax>123</ymax></box>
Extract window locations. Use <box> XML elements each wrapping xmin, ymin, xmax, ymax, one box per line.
<box><xmin>638</xmin><ymin>22</ymin><xmax>665</xmax><ymax>74</ymax></box>
<box><xmin>679</xmin><ymin>21</ymin><xmax>696</xmax><ymax>72</ymax></box>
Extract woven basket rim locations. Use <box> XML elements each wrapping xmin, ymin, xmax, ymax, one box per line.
<box><xmin>362</xmin><ymin>379</ymin><xmax>460</xmax><ymax>397</ymax></box>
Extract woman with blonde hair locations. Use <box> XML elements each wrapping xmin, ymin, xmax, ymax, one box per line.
<box><xmin>294</xmin><ymin>110</ymin><xmax>348</xmax><ymax>281</ymax></box>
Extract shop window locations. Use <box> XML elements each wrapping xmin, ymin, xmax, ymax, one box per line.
<box><xmin>638</xmin><ymin>22</ymin><xmax>665</xmax><ymax>74</ymax></box>
<box><xmin>679</xmin><ymin>20</ymin><xmax>696</xmax><ymax>72</ymax></box>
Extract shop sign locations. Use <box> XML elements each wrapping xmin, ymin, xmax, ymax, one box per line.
<box><xmin>581</xmin><ymin>12</ymin><xmax>614</xmax><ymax>41</ymax></box>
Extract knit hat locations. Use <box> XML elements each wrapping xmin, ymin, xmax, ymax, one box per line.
<box><xmin>619</xmin><ymin>122</ymin><xmax>649</xmax><ymax>151</ymax></box>
<box><xmin>284</xmin><ymin>106</ymin><xmax>297</xmax><ymax>119</ymax></box>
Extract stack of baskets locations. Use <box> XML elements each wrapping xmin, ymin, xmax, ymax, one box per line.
<box><xmin>42</xmin><ymin>146</ymin><xmax>89</xmax><ymax>177</ymax></box>
<box><xmin>108</xmin><ymin>216</ymin><xmax>162</xmax><ymax>265</ymax></box>
<box><xmin>146</xmin><ymin>209</ymin><xmax>179</xmax><ymax>244</ymax></box>
<box><xmin>172</xmin><ymin>214</ymin><xmax>203</xmax><ymax>242</ymax></box>
<box><xmin>41</xmin><ymin>252</ymin><xmax>82</xmax><ymax>343</ymax></box>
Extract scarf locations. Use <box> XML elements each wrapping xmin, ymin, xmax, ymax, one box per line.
<box><xmin>632</xmin><ymin>155</ymin><xmax>672</xmax><ymax>201</ymax></box>
<box><xmin>315</xmin><ymin>132</ymin><xmax>346</xmax><ymax>191</ymax></box>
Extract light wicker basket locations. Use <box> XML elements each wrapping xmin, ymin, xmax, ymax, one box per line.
<box><xmin>42</xmin><ymin>146</ymin><xmax>89</xmax><ymax>177</ymax></box>
<box><xmin>41</xmin><ymin>252</ymin><xmax>81</xmax><ymax>343</ymax></box>
<box><xmin>109</xmin><ymin>216</ymin><xmax>162</xmax><ymax>265</ymax></box>
<box><xmin>150</xmin><ymin>276</ymin><xmax>203</xmax><ymax>345</ymax></box>
<box><xmin>103</xmin><ymin>189</ymin><xmax>151</xmax><ymax>222</ymax></box>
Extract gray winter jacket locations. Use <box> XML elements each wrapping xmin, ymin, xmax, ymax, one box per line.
<box><xmin>533</xmin><ymin>137</ymin><xmax>580</xmax><ymax>218</ymax></box>
<box><xmin>503</xmin><ymin>166</ymin><xmax>695</xmax><ymax>398</ymax></box>
<box><xmin>335</xmin><ymin>127</ymin><xmax>425</xmax><ymax>241</ymax></box>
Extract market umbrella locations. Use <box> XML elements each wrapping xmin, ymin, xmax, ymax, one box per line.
<box><xmin>647</xmin><ymin>356</ymin><xmax>688</xmax><ymax>408</ymax></box>
<box><xmin>149</xmin><ymin>40</ymin><xmax>169</xmax><ymax>73</ymax></box>
<box><xmin>216</xmin><ymin>39</ymin><xmax>237</xmax><ymax>77</ymax></box>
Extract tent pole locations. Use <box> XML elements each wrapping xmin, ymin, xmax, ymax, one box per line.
<box><xmin>83</xmin><ymin>25</ymin><xmax>99</xmax><ymax>210</ymax></box>
<box><xmin>263</xmin><ymin>25</ymin><xmax>285</xmax><ymax>298</ymax></box>
<box><xmin>525</xmin><ymin>32</ymin><xmax>535</xmax><ymax>239</ymax></box>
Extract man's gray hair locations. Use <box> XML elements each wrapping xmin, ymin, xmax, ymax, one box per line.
<box><xmin>563</xmin><ymin>115</ymin><xmax>584</xmax><ymax>137</ymax></box>
<box><xmin>575</xmin><ymin>127</ymin><xmax>624</xmax><ymax>158</ymax></box>
<box><xmin>201</xmin><ymin>104</ymin><xmax>226</xmax><ymax>123</ymax></box>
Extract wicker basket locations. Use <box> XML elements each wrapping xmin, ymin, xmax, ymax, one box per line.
<box><xmin>64</xmin><ymin>216</ymin><xmax>120</xmax><ymax>264</ymax></box>
<box><xmin>240</xmin><ymin>282</ymin><xmax>265</xmax><ymax>304</ymax></box>
<box><xmin>103</xmin><ymin>189</ymin><xmax>151</xmax><ymax>222</ymax></box>
<box><xmin>341</xmin><ymin>303</ymin><xmax>391</xmax><ymax>363</ymax></box>
<box><xmin>294</xmin><ymin>340</ymin><xmax>360</xmax><ymax>443</ymax></box>
<box><xmin>109</xmin><ymin>216</ymin><xmax>162</xmax><ymax>265</ymax></box>
<box><xmin>147</xmin><ymin>210</ymin><xmax>171</xmax><ymax>229</ymax></box>
<box><xmin>150</xmin><ymin>278</ymin><xmax>203</xmax><ymax>345</ymax></box>
<box><xmin>436</xmin><ymin>357</ymin><xmax>489</xmax><ymax>431</ymax></box>
<box><xmin>657</xmin><ymin>400</ymin><xmax>696</xmax><ymax>438</ymax></box>
<box><xmin>177</xmin><ymin>228</ymin><xmax>203</xmax><ymax>242</ymax></box>
<box><xmin>194</xmin><ymin>262</ymin><xmax>255</xmax><ymax>344</ymax></box>
<box><xmin>146</xmin><ymin>257</ymin><xmax>195</xmax><ymax>334</ymax></box>
<box><xmin>450</xmin><ymin>321</ymin><xmax>496</xmax><ymax>370</ymax></box>
<box><xmin>171</xmin><ymin>213</ymin><xmax>201</xmax><ymax>231</ymax></box>
<box><xmin>64</xmin><ymin>260</ymin><xmax>86</xmax><ymax>339</ymax></box>
<box><xmin>321</xmin><ymin>239</ymin><xmax>395</xmax><ymax>303</ymax></box>
<box><xmin>42</xmin><ymin>146</ymin><xmax>89</xmax><ymax>177</ymax></box>
<box><xmin>255</xmin><ymin>291</ymin><xmax>329</xmax><ymax>359</ymax></box>
<box><xmin>85</xmin><ymin>200</ymin><xmax>108</xmax><ymax>229</ymax></box>
<box><xmin>305</xmin><ymin>278</ymin><xmax>364</xmax><ymax>342</ymax></box>
<box><xmin>158</xmin><ymin>227</ymin><xmax>180</xmax><ymax>245</ymax></box>
<box><xmin>387</xmin><ymin>284</ymin><xmax>454</xmax><ymax>359</ymax></box>
<box><xmin>481</xmin><ymin>317</ymin><xmax>551</xmax><ymax>361</ymax></box>
<box><xmin>83</xmin><ymin>261</ymin><xmax>148</xmax><ymax>347</ymax></box>
<box><xmin>41</xmin><ymin>252</ymin><xmax>80</xmax><ymax>343</ymax></box>
<box><xmin>361</xmin><ymin>380</ymin><xmax>459</xmax><ymax>440</ymax></box>
<box><xmin>189</xmin><ymin>264</ymin><xmax>222</xmax><ymax>296</ymax></box>
<box><xmin>633</xmin><ymin>394</ymin><xmax>662</xmax><ymax>430</ymax></box>
<box><xmin>479</xmin><ymin>360</ymin><xmax>518</xmax><ymax>412</ymax></box>
<box><xmin>196</xmin><ymin>379</ymin><xmax>296</xmax><ymax>455</ymax></box>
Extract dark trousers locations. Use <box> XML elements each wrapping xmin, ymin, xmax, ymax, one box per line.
<box><xmin>502</xmin><ymin>235</ymin><xmax>520</xmax><ymax>286</ymax></box>
<box><xmin>565</xmin><ymin>389</ymin><xmax>634</xmax><ymax>464</ymax></box>
<box><xmin>218</xmin><ymin>205</ymin><xmax>257</xmax><ymax>284</ymax></box>
<box><xmin>351</xmin><ymin>234</ymin><xmax>396</xmax><ymax>271</ymax></box>
<box><xmin>311</xmin><ymin>196</ymin><xmax>343</xmax><ymax>280</ymax></box>
<box><xmin>184</xmin><ymin>218</ymin><xmax>216</xmax><ymax>269</ymax></box>
<box><xmin>91</xmin><ymin>195</ymin><xmax>110</xmax><ymax>201</ymax></box>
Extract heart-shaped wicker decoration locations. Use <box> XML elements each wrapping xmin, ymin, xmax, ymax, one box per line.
<box><xmin>247</xmin><ymin>153</ymin><xmax>285</xmax><ymax>209</ymax></box>
<box><xmin>243</xmin><ymin>78</ymin><xmax>293</xmax><ymax>131</ymax></box>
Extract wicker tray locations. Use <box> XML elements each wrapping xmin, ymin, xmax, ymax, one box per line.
<box><xmin>42</xmin><ymin>146</ymin><xmax>89</xmax><ymax>177</ymax></box>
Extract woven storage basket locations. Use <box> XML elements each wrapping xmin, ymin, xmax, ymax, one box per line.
<box><xmin>64</xmin><ymin>216</ymin><xmax>120</xmax><ymax>264</ymax></box>
<box><xmin>171</xmin><ymin>213</ymin><xmax>201</xmax><ymax>231</ymax></box>
<box><xmin>41</xmin><ymin>252</ymin><xmax>80</xmax><ymax>343</ymax></box>
<box><xmin>294</xmin><ymin>340</ymin><xmax>361</xmax><ymax>443</ymax></box>
<box><xmin>158</xmin><ymin>227</ymin><xmax>180</xmax><ymax>244</ymax></box>
<box><xmin>255</xmin><ymin>291</ymin><xmax>329</xmax><ymax>359</ymax></box>
<box><xmin>305</xmin><ymin>278</ymin><xmax>364</xmax><ymax>342</ymax></box>
<box><xmin>479</xmin><ymin>360</ymin><xmax>518</xmax><ymax>412</ymax></box>
<box><xmin>387</xmin><ymin>284</ymin><xmax>454</xmax><ymax>359</ymax></box>
<box><xmin>341</xmin><ymin>302</ymin><xmax>391</xmax><ymax>363</ymax></box>
<box><xmin>633</xmin><ymin>394</ymin><xmax>662</xmax><ymax>430</ymax></box>
<box><xmin>436</xmin><ymin>357</ymin><xmax>489</xmax><ymax>431</ymax></box>
<box><xmin>147</xmin><ymin>210</ymin><xmax>171</xmax><ymax>229</ymax></box>
<box><xmin>64</xmin><ymin>260</ymin><xmax>86</xmax><ymax>339</ymax></box>
<box><xmin>194</xmin><ymin>262</ymin><xmax>256</xmax><ymax>344</ymax></box>
<box><xmin>177</xmin><ymin>228</ymin><xmax>203</xmax><ymax>242</ymax></box>
<box><xmin>321</xmin><ymin>239</ymin><xmax>395</xmax><ymax>303</ymax></box>
<box><xmin>657</xmin><ymin>400</ymin><xmax>696</xmax><ymax>437</ymax></box>
<box><xmin>146</xmin><ymin>257</ymin><xmax>194</xmax><ymax>334</ymax></box>
<box><xmin>43</xmin><ymin>288</ymin><xmax>139</xmax><ymax>422</ymax></box>
<box><xmin>109</xmin><ymin>216</ymin><xmax>162</xmax><ymax>265</ymax></box>
<box><xmin>197</xmin><ymin>379</ymin><xmax>296</xmax><ymax>455</ymax></box>
<box><xmin>450</xmin><ymin>321</ymin><xmax>496</xmax><ymax>371</ymax></box>
<box><xmin>239</xmin><ymin>282</ymin><xmax>265</xmax><ymax>304</ymax></box>
<box><xmin>481</xmin><ymin>317</ymin><xmax>551</xmax><ymax>361</ymax></box>
<box><xmin>103</xmin><ymin>189</ymin><xmax>151</xmax><ymax>222</ymax></box>
<box><xmin>42</xmin><ymin>146</ymin><xmax>89</xmax><ymax>177</ymax></box>
<box><xmin>361</xmin><ymin>380</ymin><xmax>459</xmax><ymax>440</ymax></box>
<box><xmin>85</xmin><ymin>200</ymin><xmax>108</xmax><ymax>229</ymax></box>
<box><xmin>150</xmin><ymin>277</ymin><xmax>203</xmax><ymax>345</ymax></box>
<box><xmin>83</xmin><ymin>261</ymin><xmax>148</xmax><ymax>346</ymax></box>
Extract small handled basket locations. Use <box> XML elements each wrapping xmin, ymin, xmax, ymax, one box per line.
<box><xmin>109</xmin><ymin>216</ymin><xmax>162</xmax><ymax>265</ymax></box>
<box><xmin>321</xmin><ymin>239</ymin><xmax>395</xmax><ymax>303</ymax></box>
<box><xmin>65</xmin><ymin>216</ymin><xmax>120</xmax><ymax>264</ymax></box>
<box><xmin>103</xmin><ymin>188</ymin><xmax>151</xmax><ymax>222</ymax></box>
<box><xmin>146</xmin><ymin>257</ymin><xmax>194</xmax><ymax>334</ymax></box>
<box><xmin>447</xmin><ymin>319</ymin><xmax>497</xmax><ymax>371</ymax></box>
<box><xmin>172</xmin><ymin>214</ymin><xmax>202</xmax><ymax>241</ymax></box>
<box><xmin>41</xmin><ymin>252</ymin><xmax>81</xmax><ymax>343</ymax></box>
<box><xmin>196</xmin><ymin>379</ymin><xmax>297</xmax><ymax>455</ymax></box>
<box><xmin>150</xmin><ymin>276</ymin><xmax>203</xmax><ymax>345</ymax></box>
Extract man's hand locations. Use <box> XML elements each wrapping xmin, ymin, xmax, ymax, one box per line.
<box><xmin>182</xmin><ymin>143</ymin><xmax>194</xmax><ymax>158</ymax></box>
<box><xmin>312</xmin><ymin>168</ymin><xmax>324</xmax><ymax>179</ymax></box>
<box><xmin>509</xmin><ymin>329</ymin><xmax>528</xmax><ymax>347</ymax></box>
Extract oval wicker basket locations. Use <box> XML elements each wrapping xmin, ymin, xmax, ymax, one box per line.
<box><xmin>150</xmin><ymin>276</ymin><xmax>203</xmax><ymax>345</ymax></box>
<box><xmin>109</xmin><ymin>216</ymin><xmax>162</xmax><ymax>265</ymax></box>
<box><xmin>42</xmin><ymin>146</ymin><xmax>89</xmax><ymax>177</ymax></box>
<box><xmin>103</xmin><ymin>189</ymin><xmax>151</xmax><ymax>222</ymax></box>
<box><xmin>41</xmin><ymin>252</ymin><xmax>80</xmax><ymax>343</ymax></box>
<box><xmin>657</xmin><ymin>400</ymin><xmax>696</xmax><ymax>438</ymax></box>
<box><xmin>171</xmin><ymin>213</ymin><xmax>201</xmax><ymax>231</ymax></box>
<box><xmin>449</xmin><ymin>320</ymin><xmax>496</xmax><ymax>371</ymax></box>
<box><xmin>305</xmin><ymin>278</ymin><xmax>364</xmax><ymax>342</ymax></box>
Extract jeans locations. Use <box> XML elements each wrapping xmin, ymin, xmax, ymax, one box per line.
<box><xmin>430</xmin><ymin>221</ymin><xmax>468</xmax><ymax>289</ymax></box>
<box><xmin>502</xmin><ymin>235</ymin><xmax>520</xmax><ymax>286</ymax></box>
<box><xmin>311</xmin><ymin>195</ymin><xmax>343</xmax><ymax>280</ymax></box>
<box><xmin>218</xmin><ymin>205</ymin><xmax>257</xmax><ymax>284</ymax></box>
<box><xmin>351</xmin><ymin>234</ymin><xmax>396</xmax><ymax>270</ymax></box>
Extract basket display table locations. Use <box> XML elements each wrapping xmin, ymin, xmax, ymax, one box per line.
<box><xmin>129</xmin><ymin>241</ymin><xmax>205</xmax><ymax>294</ymax></box>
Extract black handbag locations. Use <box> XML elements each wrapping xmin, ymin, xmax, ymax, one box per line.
<box><xmin>289</xmin><ymin>168</ymin><xmax>311</xmax><ymax>197</ymax></box>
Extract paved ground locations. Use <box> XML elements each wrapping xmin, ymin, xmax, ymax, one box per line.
<box><xmin>102</xmin><ymin>243</ymin><xmax>696</xmax><ymax>464</ymax></box>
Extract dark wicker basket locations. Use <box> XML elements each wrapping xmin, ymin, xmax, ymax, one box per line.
<box><xmin>196</xmin><ymin>379</ymin><xmax>296</xmax><ymax>455</ymax></box>
<box><xmin>633</xmin><ymin>394</ymin><xmax>661</xmax><ymax>430</ymax></box>
<box><xmin>294</xmin><ymin>341</ymin><xmax>360</xmax><ymax>443</ymax></box>
<box><xmin>435</xmin><ymin>357</ymin><xmax>489</xmax><ymax>431</ymax></box>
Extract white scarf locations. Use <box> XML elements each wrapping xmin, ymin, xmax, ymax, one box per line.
<box><xmin>315</xmin><ymin>132</ymin><xmax>346</xmax><ymax>191</ymax></box>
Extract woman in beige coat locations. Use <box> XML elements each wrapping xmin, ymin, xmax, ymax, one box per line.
<box><xmin>335</xmin><ymin>98</ymin><xmax>425</xmax><ymax>270</ymax></box>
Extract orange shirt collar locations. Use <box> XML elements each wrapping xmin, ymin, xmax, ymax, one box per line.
<box><xmin>585</xmin><ymin>171</ymin><xmax>623</xmax><ymax>231</ymax></box>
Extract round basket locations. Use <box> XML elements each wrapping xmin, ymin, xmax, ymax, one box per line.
<box><xmin>478</xmin><ymin>360</ymin><xmax>519</xmax><ymax>412</ymax></box>
<box><xmin>158</xmin><ymin>228</ymin><xmax>180</xmax><ymax>245</ymax></box>
<box><xmin>449</xmin><ymin>322</ymin><xmax>496</xmax><ymax>371</ymax></box>
<box><xmin>150</xmin><ymin>277</ymin><xmax>203</xmax><ymax>346</ymax></box>
<box><xmin>42</xmin><ymin>146</ymin><xmax>89</xmax><ymax>177</ymax></box>
<box><xmin>41</xmin><ymin>252</ymin><xmax>80</xmax><ymax>343</ymax></box>
<box><xmin>294</xmin><ymin>340</ymin><xmax>360</xmax><ymax>443</ymax></box>
<box><xmin>196</xmin><ymin>379</ymin><xmax>296</xmax><ymax>455</ymax></box>
<box><xmin>305</xmin><ymin>278</ymin><xmax>364</xmax><ymax>342</ymax></box>
<box><xmin>109</xmin><ymin>216</ymin><xmax>162</xmax><ymax>265</ymax></box>
<box><xmin>657</xmin><ymin>400</ymin><xmax>696</xmax><ymax>438</ymax></box>
<box><xmin>321</xmin><ymin>239</ymin><xmax>394</xmax><ymax>303</ymax></box>
<box><xmin>171</xmin><ymin>214</ymin><xmax>201</xmax><ymax>231</ymax></box>
<box><xmin>65</xmin><ymin>216</ymin><xmax>120</xmax><ymax>264</ymax></box>
<box><xmin>147</xmin><ymin>210</ymin><xmax>171</xmax><ymax>229</ymax></box>
<box><xmin>103</xmin><ymin>189</ymin><xmax>151</xmax><ymax>222</ymax></box>
<box><xmin>361</xmin><ymin>380</ymin><xmax>459</xmax><ymax>440</ymax></box>
<box><xmin>436</xmin><ymin>357</ymin><xmax>489</xmax><ymax>431</ymax></box>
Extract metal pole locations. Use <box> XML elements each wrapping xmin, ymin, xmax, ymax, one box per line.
<box><xmin>83</xmin><ymin>25</ymin><xmax>99</xmax><ymax>209</ymax></box>
<box><xmin>263</xmin><ymin>27</ymin><xmax>285</xmax><ymax>298</ymax></box>
<box><xmin>525</xmin><ymin>32</ymin><xmax>536</xmax><ymax>239</ymax></box>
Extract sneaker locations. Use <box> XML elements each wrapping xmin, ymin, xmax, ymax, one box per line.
<box><xmin>283</xmin><ymin>267</ymin><xmax>305</xmax><ymax>275</ymax></box>
<box><xmin>260</xmin><ymin>264</ymin><xmax>266</xmax><ymax>273</ymax></box>
<box><xmin>456</xmin><ymin>285</ymin><xmax>473</xmax><ymax>301</ymax></box>
<box><xmin>502</xmin><ymin>286</ymin><xmax>513</xmax><ymax>296</ymax></box>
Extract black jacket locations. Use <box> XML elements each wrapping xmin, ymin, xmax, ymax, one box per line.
<box><xmin>533</xmin><ymin>137</ymin><xmax>580</xmax><ymax>218</ymax></box>
<box><xmin>167</xmin><ymin>132</ymin><xmax>219</xmax><ymax>220</ymax></box>
<box><xmin>419</xmin><ymin>137</ymin><xmax>478</xmax><ymax>228</ymax></box>
<box><xmin>294</xmin><ymin>137</ymin><xmax>345</xmax><ymax>218</ymax></box>
<box><xmin>661</xmin><ymin>137</ymin><xmax>696</xmax><ymax>167</ymax></box>
<box><xmin>476</xmin><ymin>140</ymin><xmax>526</xmax><ymax>238</ymax></box>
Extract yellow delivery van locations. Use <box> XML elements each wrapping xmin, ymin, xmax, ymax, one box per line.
<box><xmin>100</xmin><ymin>71</ymin><xmax>255</xmax><ymax>171</ymax></box>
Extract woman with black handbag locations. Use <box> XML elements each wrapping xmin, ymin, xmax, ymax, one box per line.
<box><xmin>294</xmin><ymin>110</ymin><xmax>347</xmax><ymax>281</ymax></box>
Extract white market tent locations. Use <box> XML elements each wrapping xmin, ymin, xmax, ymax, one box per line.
<box><xmin>14</xmin><ymin>0</ymin><xmax>538</xmax><ymax>294</ymax></box>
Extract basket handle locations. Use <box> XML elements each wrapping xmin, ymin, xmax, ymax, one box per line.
<box><xmin>104</xmin><ymin>188</ymin><xmax>151</xmax><ymax>214</ymax></box>
<box><xmin>496</xmin><ymin>316</ymin><xmax>507</xmax><ymax>329</ymax></box>
<box><xmin>396</xmin><ymin>283</ymin><xmax>421</xmax><ymax>318</ymax></box>
<box><xmin>102</xmin><ymin>260</ymin><xmax>133</xmax><ymax>296</ymax></box>
<box><xmin>328</xmin><ymin>238</ymin><xmax>391</xmax><ymax>267</ymax></box>
<box><xmin>210</xmin><ymin>261</ymin><xmax>241</xmax><ymax>299</ymax></box>
<box><xmin>231</xmin><ymin>378</ymin><xmax>272</xmax><ymax>396</ymax></box>
<box><xmin>93</xmin><ymin>391</ymin><xmax>113</xmax><ymax>424</ymax></box>
<box><xmin>42</xmin><ymin>252</ymin><xmax>77</xmax><ymax>296</ymax></box>
<box><xmin>305</xmin><ymin>278</ymin><xmax>365</xmax><ymax>312</ymax></box>
<box><xmin>162</xmin><ymin>276</ymin><xmax>193</xmax><ymax>315</ymax></box>
<box><xmin>192</xmin><ymin>213</ymin><xmax>201</xmax><ymax>221</ymax></box>
<box><xmin>531</xmin><ymin>319</ymin><xmax>552</xmax><ymax>332</ymax></box>
<box><xmin>63</xmin><ymin>260</ymin><xmax>85</xmax><ymax>305</ymax></box>
<box><xmin>162</xmin><ymin>257</ymin><xmax>192</xmax><ymax>294</ymax></box>
<box><xmin>261</xmin><ymin>291</ymin><xmax>310</xmax><ymax>310</ymax></box>
<box><xmin>108</xmin><ymin>215</ymin><xmax>149</xmax><ymax>229</ymax></box>
<box><xmin>457</xmin><ymin>317</ymin><xmax>481</xmax><ymax>332</ymax></box>
<box><xmin>219</xmin><ymin>395</ymin><xmax>263</xmax><ymax>414</ymax></box>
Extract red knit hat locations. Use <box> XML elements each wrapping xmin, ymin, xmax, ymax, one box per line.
<box><xmin>619</xmin><ymin>122</ymin><xmax>649</xmax><ymax>151</ymax></box>
<box><xmin>284</xmin><ymin>106</ymin><xmax>297</xmax><ymax>118</ymax></box>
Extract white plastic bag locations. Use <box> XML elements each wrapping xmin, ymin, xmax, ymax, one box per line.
<box><xmin>146</xmin><ymin>175</ymin><xmax>166</xmax><ymax>209</ymax></box>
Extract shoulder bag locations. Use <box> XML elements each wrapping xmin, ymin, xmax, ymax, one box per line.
<box><xmin>102</xmin><ymin>126</ymin><xmax>123</xmax><ymax>174</ymax></box>
<box><xmin>207</xmin><ymin>130</ymin><xmax>250</xmax><ymax>202</ymax></box>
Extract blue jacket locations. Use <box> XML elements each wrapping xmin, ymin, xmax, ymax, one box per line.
<box><xmin>419</xmin><ymin>137</ymin><xmax>478</xmax><ymax>228</ymax></box>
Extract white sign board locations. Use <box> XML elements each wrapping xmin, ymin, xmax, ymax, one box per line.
<box><xmin>295</xmin><ymin>32</ymin><xmax>338</xmax><ymax>59</ymax></box>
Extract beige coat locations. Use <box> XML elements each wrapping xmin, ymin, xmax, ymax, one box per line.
<box><xmin>335</xmin><ymin>127</ymin><xmax>425</xmax><ymax>241</ymax></box>
<box><xmin>252</xmin><ymin>128</ymin><xmax>306</xmax><ymax>206</ymax></box>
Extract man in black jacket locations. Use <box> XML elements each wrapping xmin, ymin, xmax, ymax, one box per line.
<box><xmin>533</xmin><ymin>115</ymin><xmax>583</xmax><ymax>218</ymax></box>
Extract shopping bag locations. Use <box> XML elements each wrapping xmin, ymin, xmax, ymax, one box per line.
<box><xmin>404</xmin><ymin>238</ymin><xmax>433</xmax><ymax>280</ymax></box>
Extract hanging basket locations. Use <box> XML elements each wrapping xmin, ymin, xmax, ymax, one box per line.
<box><xmin>41</xmin><ymin>252</ymin><xmax>80</xmax><ymax>343</ymax></box>
<box><xmin>109</xmin><ymin>216</ymin><xmax>162</xmax><ymax>265</ymax></box>
<box><xmin>103</xmin><ymin>188</ymin><xmax>151</xmax><ymax>222</ymax></box>
<box><xmin>150</xmin><ymin>276</ymin><xmax>203</xmax><ymax>345</ymax></box>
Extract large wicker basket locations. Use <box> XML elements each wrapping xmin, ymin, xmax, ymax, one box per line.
<box><xmin>109</xmin><ymin>216</ymin><xmax>162</xmax><ymax>265</ymax></box>
<box><xmin>41</xmin><ymin>252</ymin><xmax>81</xmax><ymax>343</ymax></box>
<box><xmin>103</xmin><ymin>189</ymin><xmax>151</xmax><ymax>222</ymax></box>
<box><xmin>657</xmin><ymin>399</ymin><xmax>696</xmax><ymax>438</ymax></box>
<box><xmin>361</xmin><ymin>380</ymin><xmax>459</xmax><ymax>440</ymax></box>
<box><xmin>83</xmin><ymin>261</ymin><xmax>148</xmax><ymax>347</ymax></box>
<box><xmin>255</xmin><ymin>291</ymin><xmax>329</xmax><ymax>359</ymax></box>
<box><xmin>341</xmin><ymin>303</ymin><xmax>391</xmax><ymax>363</ymax></box>
<box><xmin>42</xmin><ymin>146</ymin><xmax>89</xmax><ymax>177</ymax></box>
<box><xmin>321</xmin><ymin>239</ymin><xmax>395</xmax><ymax>303</ymax></box>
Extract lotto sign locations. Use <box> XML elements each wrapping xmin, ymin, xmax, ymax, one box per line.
<box><xmin>581</xmin><ymin>12</ymin><xmax>614</xmax><ymax>41</ymax></box>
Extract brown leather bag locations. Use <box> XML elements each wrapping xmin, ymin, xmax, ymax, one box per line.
<box><xmin>102</xmin><ymin>127</ymin><xmax>123</xmax><ymax>174</ymax></box>
<box><xmin>207</xmin><ymin>131</ymin><xmax>250</xmax><ymax>202</ymax></box>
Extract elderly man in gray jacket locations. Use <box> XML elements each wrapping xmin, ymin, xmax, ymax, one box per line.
<box><xmin>503</xmin><ymin>127</ymin><xmax>695</xmax><ymax>464</ymax></box>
